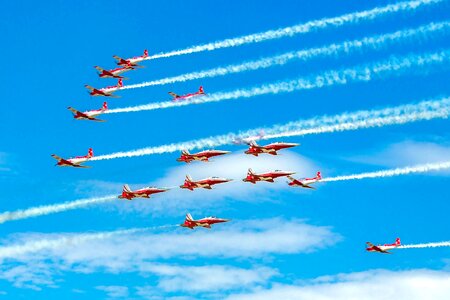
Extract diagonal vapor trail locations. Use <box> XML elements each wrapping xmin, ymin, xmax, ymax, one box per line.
<box><xmin>143</xmin><ymin>0</ymin><xmax>443</xmax><ymax>60</ymax></box>
<box><xmin>95</xmin><ymin>97</ymin><xmax>450</xmax><ymax>161</ymax></box>
<box><xmin>106</xmin><ymin>50</ymin><xmax>450</xmax><ymax>114</ymax></box>
<box><xmin>121</xmin><ymin>21</ymin><xmax>450</xmax><ymax>90</ymax></box>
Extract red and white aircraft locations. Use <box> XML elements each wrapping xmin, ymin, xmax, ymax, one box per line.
<box><xmin>176</xmin><ymin>149</ymin><xmax>230</xmax><ymax>163</ymax></box>
<box><xmin>287</xmin><ymin>172</ymin><xmax>322</xmax><ymax>189</ymax></box>
<box><xmin>245</xmin><ymin>141</ymin><xmax>299</xmax><ymax>156</ymax></box>
<box><xmin>68</xmin><ymin>102</ymin><xmax>108</xmax><ymax>122</ymax></box>
<box><xmin>118</xmin><ymin>184</ymin><xmax>169</xmax><ymax>200</ymax></box>
<box><xmin>51</xmin><ymin>148</ymin><xmax>93</xmax><ymax>168</ymax></box>
<box><xmin>366</xmin><ymin>238</ymin><xmax>401</xmax><ymax>254</ymax></box>
<box><xmin>243</xmin><ymin>168</ymin><xmax>295</xmax><ymax>184</ymax></box>
<box><xmin>180</xmin><ymin>175</ymin><xmax>232</xmax><ymax>191</ymax></box>
<box><xmin>233</xmin><ymin>131</ymin><xmax>265</xmax><ymax>145</ymax></box>
<box><xmin>180</xmin><ymin>213</ymin><xmax>230</xmax><ymax>229</ymax></box>
<box><xmin>85</xmin><ymin>79</ymin><xmax>123</xmax><ymax>97</ymax></box>
<box><xmin>169</xmin><ymin>86</ymin><xmax>205</xmax><ymax>101</ymax></box>
<box><xmin>113</xmin><ymin>49</ymin><xmax>148</xmax><ymax>67</ymax></box>
<box><xmin>95</xmin><ymin>66</ymin><xmax>134</xmax><ymax>79</ymax></box>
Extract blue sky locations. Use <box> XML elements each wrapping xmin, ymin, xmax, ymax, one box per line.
<box><xmin>0</xmin><ymin>0</ymin><xmax>450</xmax><ymax>299</ymax></box>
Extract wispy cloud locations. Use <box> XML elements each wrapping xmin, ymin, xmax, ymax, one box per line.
<box><xmin>225</xmin><ymin>269</ymin><xmax>450</xmax><ymax>300</ymax></box>
<box><xmin>96</xmin><ymin>286</ymin><xmax>129</xmax><ymax>298</ymax></box>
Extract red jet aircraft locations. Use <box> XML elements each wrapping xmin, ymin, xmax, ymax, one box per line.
<box><xmin>243</xmin><ymin>168</ymin><xmax>295</xmax><ymax>184</ymax></box>
<box><xmin>51</xmin><ymin>148</ymin><xmax>93</xmax><ymax>168</ymax></box>
<box><xmin>366</xmin><ymin>238</ymin><xmax>401</xmax><ymax>254</ymax></box>
<box><xmin>176</xmin><ymin>149</ymin><xmax>230</xmax><ymax>163</ymax></box>
<box><xmin>245</xmin><ymin>141</ymin><xmax>299</xmax><ymax>156</ymax></box>
<box><xmin>180</xmin><ymin>213</ymin><xmax>230</xmax><ymax>229</ymax></box>
<box><xmin>113</xmin><ymin>49</ymin><xmax>148</xmax><ymax>67</ymax></box>
<box><xmin>85</xmin><ymin>79</ymin><xmax>123</xmax><ymax>97</ymax></box>
<box><xmin>169</xmin><ymin>86</ymin><xmax>205</xmax><ymax>101</ymax></box>
<box><xmin>180</xmin><ymin>175</ymin><xmax>232</xmax><ymax>191</ymax></box>
<box><xmin>287</xmin><ymin>172</ymin><xmax>322</xmax><ymax>189</ymax></box>
<box><xmin>94</xmin><ymin>66</ymin><xmax>134</xmax><ymax>79</ymax></box>
<box><xmin>68</xmin><ymin>102</ymin><xmax>108</xmax><ymax>122</ymax></box>
<box><xmin>118</xmin><ymin>184</ymin><xmax>169</xmax><ymax>200</ymax></box>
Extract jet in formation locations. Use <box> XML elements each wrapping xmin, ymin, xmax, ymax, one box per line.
<box><xmin>366</xmin><ymin>238</ymin><xmax>401</xmax><ymax>254</ymax></box>
<box><xmin>176</xmin><ymin>149</ymin><xmax>230</xmax><ymax>163</ymax></box>
<box><xmin>94</xmin><ymin>66</ymin><xmax>134</xmax><ymax>79</ymax></box>
<box><xmin>180</xmin><ymin>175</ymin><xmax>232</xmax><ymax>191</ymax></box>
<box><xmin>245</xmin><ymin>141</ymin><xmax>299</xmax><ymax>156</ymax></box>
<box><xmin>169</xmin><ymin>86</ymin><xmax>205</xmax><ymax>101</ymax></box>
<box><xmin>51</xmin><ymin>148</ymin><xmax>93</xmax><ymax>168</ymax></box>
<box><xmin>287</xmin><ymin>172</ymin><xmax>322</xmax><ymax>189</ymax></box>
<box><xmin>180</xmin><ymin>213</ymin><xmax>229</xmax><ymax>229</ymax></box>
<box><xmin>68</xmin><ymin>102</ymin><xmax>108</xmax><ymax>122</ymax></box>
<box><xmin>85</xmin><ymin>79</ymin><xmax>123</xmax><ymax>97</ymax></box>
<box><xmin>113</xmin><ymin>49</ymin><xmax>148</xmax><ymax>67</ymax></box>
<box><xmin>118</xmin><ymin>184</ymin><xmax>169</xmax><ymax>200</ymax></box>
<box><xmin>243</xmin><ymin>168</ymin><xmax>295</xmax><ymax>184</ymax></box>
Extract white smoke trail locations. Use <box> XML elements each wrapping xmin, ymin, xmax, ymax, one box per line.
<box><xmin>106</xmin><ymin>50</ymin><xmax>450</xmax><ymax>114</ymax></box>
<box><xmin>0</xmin><ymin>226</ymin><xmax>177</xmax><ymax>259</ymax></box>
<box><xmin>94</xmin><ymin>97</ymin><xmax>450</xmax><ymax>161</ymax></box>
<box><xmin>321</xmin><ymin>161</ymin><xmax>450</xmax><ymax>182</ymax></box>
<box><xmin>0</xmin><ymin>195</ymin><xmax>117</xmax><ymax>225</ymax></box>
<box><xmin>144</xmin><ymin>0</ymin><xmax>443</xmax><ymax>60</ymax></box>
<box><xmin>122</xmin><ymin>21</ymin><xmax>450</xmax><ymax>90</ymax></box>
<box><xmin>398</xmin><ymin>241</ymin><xmax>450</xmax><ymax>249</ymax></box>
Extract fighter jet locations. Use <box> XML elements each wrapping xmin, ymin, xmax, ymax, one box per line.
<box><xmin>176</xmin><ymin>149</ymin><xmax>230</xmax><ymax>163</ymax></box>
<box><xmin>68</xmin><ymin>102</ymin><xmax>108</xmax><ymax>122</ymax></box>
<box><xmin>245</xmin><ymin>141</ymin><xmax>299</xmax><ymax>156</ymax></box>
<box><xmin>113</xmin><ymin>49</ymin><xmax>148</xmax><ymax>67</ymax></box>
<box><xmin>180</xmin><ymin>213</ymin><xmax>229</xmax><ymax>229</ymax></box>
<box><xmin>169</xmin><ymin>86</ymin><xmax>205</xmax><ymax>101</ymax></box>
<box><xmin>51</xmin><ymin>148</ymin><xmax>93</xmax><ymax>168</ymax></box>
<box><xmin>85</xmin><ymin>79</ymin><xmax>123</xmax><ymax>97</ymax></box>
<box><xmin>287</xmin><ymin>172</ymin><xmax>322</xmax><ymax>189</ymax></box>
<box><xmin>243</xmin><ymin>168</ymin><xmax>295</xmax><ymax>184</ymax></box>
<box><xmin>94</xmin><ymin>65</ymin><xmax>134</xmax><ymax>79</ymax></box>
<box><xmin>366</xmin><ymin>238</ymin><xmax>401</xmax><ymax>254</ymax></box>
<box><xmin>180</xmin><ymin>175</ymin><xmax>232</xmax><ymax>191</ymax></box>
<box><xmin>118</xmin><ymin>184</ymin><xmax>169</xmax><ymax>200</ymax></box>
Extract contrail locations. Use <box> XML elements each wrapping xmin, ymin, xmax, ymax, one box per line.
<box><xmin>0</xmin><ymin>226</ymin><xmax>177</xmax><ymax>259</ymax></box>
<box><xmin>122</xmin><ymin>21</ymin><xmax>450</xmax><ymax>90</ymax></box>
<box><xmin>321</xmin><ymin>161</ymin><xmax>450</xmax><ymax>182</ymax></box>
<box><xmin>106</xmin><ymin>50</ymin><xmax>450</xmax><ymax>114</ymax></box>
<box><xmin>0</xmin><ymin>195</ymin><xmax>117</xmax><ymax>225</ymax></box>
<box><xmin>94</xmin><ymin>97</ymin><xmax>450</xmax><ymax>161</ymax></box>
<box><xmin>143</xmin><ymin>0</ymin><xmax>443</xmax><ymax>60</ymax></box>
<box><xmin>398</xmin><ymin>241</ymin><xmax>450</xmax><ymax>249</ymax></box>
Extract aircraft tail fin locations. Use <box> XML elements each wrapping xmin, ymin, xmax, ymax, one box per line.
<box><xmin>181</xmin><ymin>150</ymin><xmax>190</xmax><ymax>156</ymax></box>
<box><xmin>247</xmin><ymin>168</ymin><xmax>254</xmax><ymax>175</ymax></box>
<box><xmin>316</xmin><ymin>171</ymin><xmax>322</xmax><ymax>180</ymax></box>
<box><xmin>117</xmin><ymin>78</ymin><xmax>123</xmax><ymax>87</ymax></box>
<box><xmin>185</xmin><ymin>175</ymin><xmax>193</xmax><ymax>182</ymax></box>
<box><xmin>102</xmin><ymin>102</ymin><xmax>108</xmax><ymax>111</ymax></box>
<box><xmin>143</xmin><ymin>49</ymin><xmax>149</xmax><ymax>57</ymax></box>
<box><xmin>87</xmin><ymin>148</ymin><xmax>94</xmax><ymax>158</ymax></box>
<box><xmin>123</xmin><ymin>184</ymin><xmax>132</xmax><ymax>193</ymax></box>
<box><xmin>199</xmin><ymin>86</ymin><xmax>205</xmax><ymax>94</ymax></box>
<box><xmin>186</xmin><ymin>213</ymin><xmax>194</xmax><ymax>222</ymax></box>
<box><xmin>395</xmin><ymin>238</ymin><xmax>401</xmax><ymax>246</ymax></box>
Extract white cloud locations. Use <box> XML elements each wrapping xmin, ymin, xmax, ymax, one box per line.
<box><xmin>141</xmin><ymin>264</ymin><xmax>278</xmax><ymax>293</ymax></box>
<box><xmin>225</xmin><ymin>269</ymin><xmax>450</xmax><ymax>300</ymax></box>
<box><xmin>0</xmin><ymin>218</ymin><xmax>339</xmax><ymax>290</ymax></box>
<box><xmin>96</xmin><ymin>285</ymin><xmax>129</xmax><ymax>298</ymax></box>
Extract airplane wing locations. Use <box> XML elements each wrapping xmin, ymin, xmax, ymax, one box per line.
<box><xmin>67</xmin><ymin>107</ymin><xmax>81</xmax><ymax>115</ymax></box>
<box><xmin>366</xmin><ymin>242</ymin><xmax>375</xmax><ymax>247</ymax></box>
<box><xmin>168</xmin><ymin>92</ymin><xmax>180</xmax><ymax>99</ymax></box>
<box><xmin>51</xmin><ymin>154</ymin><xmax>63</xmax><ymax>162</ymax></box>
<box><xmin>113</xmin><ymin>55</ymin><xmax>125</xmax><ymax>63</ymax></box>
<box><xmin>87</xmin><ymin>116</ymin><xmax>106</xmax><ymax>122</ymax></box>
<box><xmin>72</xmin><ymin>164</ymin><xmax>91</xmax><ymax>168</ymax></box>
<box><xmin>302</xmin><ymin>184</ymin><xmax>315</xmax><ymax>189</ymax></box>
<box><xmin>84</xmin><ymin>85</ymin><xmax>94</xmax><ymax>92</ymax></box>
<box><xmin>286</xmin><ymin>175</ymin><xmax>296</xmax><ymax>182</ymax></box>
